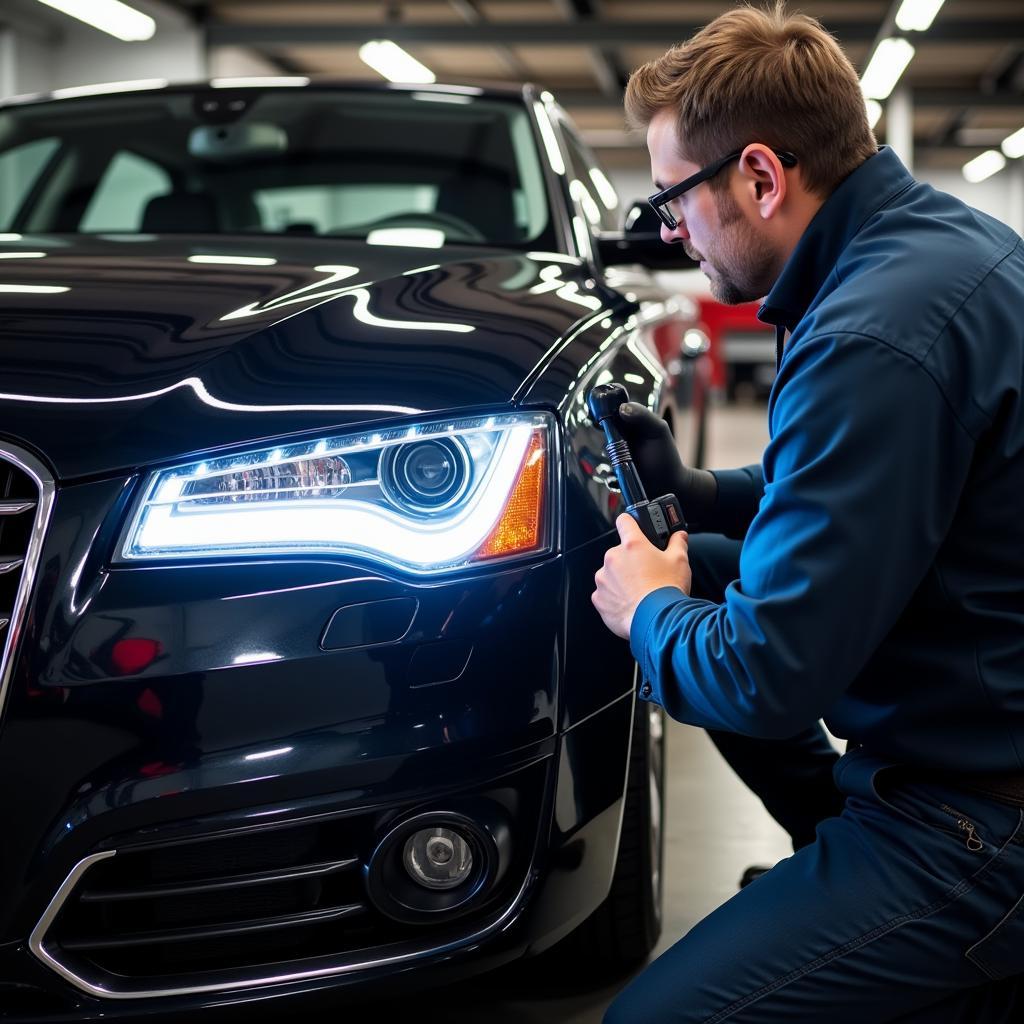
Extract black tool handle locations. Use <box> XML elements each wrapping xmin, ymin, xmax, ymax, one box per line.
<box><xmin>587</xmin><ymin>383</ymin><xmax>688</xmax><ymax>549</ymax></box>
<box><xmin>587</xmin><ymin>383</ymin><xmax>648</xmax><ymax>507</ymax></box>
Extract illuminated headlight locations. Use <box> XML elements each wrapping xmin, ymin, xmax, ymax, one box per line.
<box><xmin>119</xmin><ymin>412</ymin><xmax>552</xmax><ymax>574</ymax></box>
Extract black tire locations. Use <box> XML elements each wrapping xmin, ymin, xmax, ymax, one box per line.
<box><xmin>562</xmin><ymin>697</ymin><xmax>666</xmax><ymax>970</ymax></box>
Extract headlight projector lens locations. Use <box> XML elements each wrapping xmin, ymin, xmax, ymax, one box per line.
<box><xmin>381</xmin><ymin>437</ymin><xmax>471</xmax><ymax>514</ymax></box>
<box><xmin>403</xmin><ymin>827</ymin><xmax>474</xmax><ymax>890</ymax></box>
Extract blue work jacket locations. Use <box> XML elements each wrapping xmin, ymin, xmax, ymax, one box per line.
<box><xmin>631</xmin><ymin>146</ymin><xmax>1024</xmax><ymax>774</ymax></box>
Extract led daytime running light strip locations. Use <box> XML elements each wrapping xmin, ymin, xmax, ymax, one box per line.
<box><xmin>121</xmin><ymin>415</ymin><xmax>551</xmax><ymax>573</ymax></box>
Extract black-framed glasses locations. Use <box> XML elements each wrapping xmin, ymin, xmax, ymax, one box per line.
<box><xmin>647</xmin><ymin>149</ymin><xmax>798</xmax><ymax>230</ymax></box>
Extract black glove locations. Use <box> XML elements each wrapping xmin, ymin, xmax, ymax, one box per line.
<box><xmin>616</xmin><ymin>402</ymin><xmax>717</xmax><ymax>529</ymax></box>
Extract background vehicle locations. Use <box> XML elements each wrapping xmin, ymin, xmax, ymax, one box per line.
<box><xmin>698</xmin><ymin>297</ymin><xmax>776</xmax><ymax>400</ymax></box>
<box><xmin>0</xmin><ymin>81</ymin><xmax>705</xmax><ymax>1019</ymax></box>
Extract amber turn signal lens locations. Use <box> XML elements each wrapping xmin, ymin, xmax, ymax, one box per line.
<box><xmin>475</xmin><ymin>430</ymin><xmax>547</xmax><ymax>559</ymax></box>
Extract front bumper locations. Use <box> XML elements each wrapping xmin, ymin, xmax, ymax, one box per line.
<box><xmin>1</xmin><ymin>691</ymin><xmax>633</xmax><ymax>1021</ymax></box>
<box><xmin>0</xmin><ymin>475</ymin><xmax>635</xmax><ymax>1019</ymax></box>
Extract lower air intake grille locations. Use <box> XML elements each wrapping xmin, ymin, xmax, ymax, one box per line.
<box><xmin>57</xmin><ymin>822</ymin><xmax>372</xmax><ymax>976</ymax></box>
<box><xmin>38</xmin><ymin>758</ymin><xmax>547</xmax><ymax>997</ymax></box>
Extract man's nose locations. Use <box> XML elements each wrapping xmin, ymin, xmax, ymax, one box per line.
<box><xmin>661</xmin><ymin>220</ymin><xmax>688</xmax><ymax>245</ymax></box>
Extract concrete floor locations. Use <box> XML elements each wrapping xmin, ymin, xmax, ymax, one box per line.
<box><xmin>306</xmin><ymin>402</ymin><xmax>783</xmax><ymax>1022</ymax></box>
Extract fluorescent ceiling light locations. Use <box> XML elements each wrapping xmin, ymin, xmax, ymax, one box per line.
<box><xmin>865</xmin><ymin>98</ymin><xmax>883</xmax><ymax>128</ymax></box>
<box><xmin>359</xmin><ymin>41</ymin><xmax>435</xmax><ymax>84</ymax></box>
<box><xmin>0</xmin><ymin>234</ymin><xmax>23</xmax><ymax>242</ymax></box>
<box><xmin>963</xmin><ymin>150</ymin><xmax>1007</xmax><ymax>184</ymax></box>
<box><xmin>0</xmin><ymin>252</ymin><xmax>46</xmax><ymax>259</ymax></box>
<box><xmin>895</xmin><ymin>0</ymin><xmax>945</xmax><ymax>32</ymax></box>
<box><xmin>211</xmin><ymin>77</ymin><xmax>310</xmax><ymax>89</ymax></box>
<box><xmin>34</xmin><ymin>0</ymin><xmax>155</xmax><ymax>42</ymax></box>
<box><xmin>51</xmin><ymin>79</ymin><xmax>166</xmax><ymax>100</ymax></box>
<box><xmin>188</xmin><ymin>255</ymin><xmax>277</xmax><ymax>266</ymax></box>
<box><xmin>1001</xmin><ymin>126</ymin><xmax>1024</xmax><ymax>160</ymax></box>
<box><xmin>860</xmin><ymin>37</ymin><xmax>916</xmax><ymax>100</ymax></box>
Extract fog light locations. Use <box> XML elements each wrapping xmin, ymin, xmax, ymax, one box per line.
<box><xmin>403</xmin><ymin>827</ymin><xmax>473</xmax><ymax>890</ymax></box>
<box><xmin>365</xmin><ymin>804</ymin><xmax>512</xmax><ymax>923</ymax></box>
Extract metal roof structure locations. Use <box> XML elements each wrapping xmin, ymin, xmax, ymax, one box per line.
<box><xmin>16</xmin><ymin>1</ymin><xmax>1024</xmax><ymax>170</ymax></box>
<box><xmin>163</xmin><ymin>0</ymin><xmax>1024</xmax><ymax>169</ymax></box>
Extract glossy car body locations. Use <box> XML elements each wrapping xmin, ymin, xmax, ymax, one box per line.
<box><xmin>0</xmin><ymin>81</ymin><xmax>704</xmax><ymax>1019</ymax></box>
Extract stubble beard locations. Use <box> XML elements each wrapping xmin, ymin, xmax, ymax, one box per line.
<box><xmin>700</xmin><ymin>190</ymin><xmax>778</xmax><ymax>305</ymax></box>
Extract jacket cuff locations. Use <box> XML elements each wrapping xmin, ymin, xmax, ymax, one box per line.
<box><xmin>710</xmin><ymin>466</ymin><xmax>762</xmax><ymax>539</ymax></box>
<box><xmin>629</xmin><ymin>585</ymin><xmax>690</xmax><ymax>703</ymax></box>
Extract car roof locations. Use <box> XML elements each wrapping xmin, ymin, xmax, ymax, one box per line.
<box><xmin>0</xmin><ymin>78</ymin><xmax>543</xmax><ymax>112</ymax></box>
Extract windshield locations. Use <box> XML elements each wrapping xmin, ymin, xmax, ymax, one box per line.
<box><xmin>0</xmin><ymin>87</ymin><xmax>555</xmax><ymax>249</ymax></box>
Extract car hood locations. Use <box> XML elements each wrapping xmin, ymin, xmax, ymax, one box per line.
<box><xmin>0</xmin><ymin>236</ymin><xmax>619</xmax><ymax>479</ymax></box>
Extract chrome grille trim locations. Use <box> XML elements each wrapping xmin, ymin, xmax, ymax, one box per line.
<box><xmin>0</xmin><ymin>443</ymin><xmax>54</xmax><ymax>726</ymax></box>
<box><xmin>30</xmin><ymin>849</ymin><xmax>532</xmax><ymax>1000</ymax></box>
<box><xmin>0</xmin><ymin>500</ymin><xmax>36</xmax><ymax>515</ymax></box>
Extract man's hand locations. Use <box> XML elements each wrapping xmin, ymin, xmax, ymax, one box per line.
<box><xmin>592</xmin><ymin>514</ymin><xmax>692</xmax><ymax>639</ymax></box>
<box><xmin>618</xmin><ymin>402</ymin><xmax>717</xmax><ymax>529</ymax></box>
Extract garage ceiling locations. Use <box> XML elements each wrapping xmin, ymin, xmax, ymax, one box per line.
<box><xmin>109</xmin><ymin>0</ymin><xmax>1024</xmax><ymax>170</ymax></box>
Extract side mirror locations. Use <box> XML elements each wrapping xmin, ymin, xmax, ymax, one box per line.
<box><xmin>597</xmin><ymin>200</ymin><xmax>697</xmax><ymax>269</ymax></box>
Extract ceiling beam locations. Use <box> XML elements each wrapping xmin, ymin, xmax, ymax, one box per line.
<box><xmin>448</xmin><ymin>0</ymin><xmax>530</xmax><ymax>79</ymax></box>
<box><xmin>207</xmin><ymin>19</ymin><xmax>1024</xmax><ymax>48</ymax></box>
<box><xmin>549</xmin><ymin>0</ymin><xmax>625</xmax><ymax>100</ymax></box>
<box><xmin>581</xmin><ymin>129</ymin><xmax>1017</xmax><ymax>155</ymax></box>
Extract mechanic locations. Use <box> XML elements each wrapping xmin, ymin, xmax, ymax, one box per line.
<box><xmin>591</xmin><ymin>6</ymin><xmax>1024</xmax><ymax>1022</ymax></box>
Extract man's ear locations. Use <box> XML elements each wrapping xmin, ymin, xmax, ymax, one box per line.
<box><xmin>737</xmin><ymin>144</ymin><xmax>788</xmax><ymax>220</ymax></box>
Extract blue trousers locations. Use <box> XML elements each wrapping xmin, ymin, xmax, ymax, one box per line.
<box><xmin>604</xmin><ymin>535</ymin><xmax>1024</xmax><ymax>1022</ymax></box>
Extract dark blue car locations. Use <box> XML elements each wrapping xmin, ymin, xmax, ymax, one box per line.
<box><xmin>0</xmin><ymin>80</ymin><xmax>705</xmax><ymax>1019</ymax></box>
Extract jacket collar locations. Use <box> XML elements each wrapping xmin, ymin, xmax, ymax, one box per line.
<box><xmin>758</xmin><ymin>146</ymin><xmax>915</xmax><ymax>331</ymax></box>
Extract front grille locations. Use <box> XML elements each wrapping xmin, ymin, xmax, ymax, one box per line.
<box><xmin>59</xmin><ymin>823</ymin><xmax>370</xmax><ymax>976</ymax></box>
<box><xmin>38</xmin><ymin>758</ymin><xmax>548</xmax><ymax>997</ymax></box>
<box><xmin>0</xmin><ymin>448</ymin><xmax>50</xmax><ymax>715</ymax></box>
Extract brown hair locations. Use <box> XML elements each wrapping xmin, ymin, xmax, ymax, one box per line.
<box><xmin>625</xmin><ymin>3</ymin><xmax>877</xmax><ymax>196</ymax></box>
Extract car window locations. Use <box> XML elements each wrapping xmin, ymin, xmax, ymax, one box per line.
<box><xmin>0</xmin><ymin>137</ymin><xmax>60</xmax><ymax>227</ymax></box>
<box><xmin>80</xmin><ymin>151</ymin><xmax>172</xmax><ymax>233</ymax></box>
<box><xmin>0</xmin><ymin>89</ymin><xmax>557</xmax><ymax>250</ymax></box>
<box><xmin>561</xmin><ymin>126</ymin><xmax>620</xmax><ymax>234</ymax></box>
